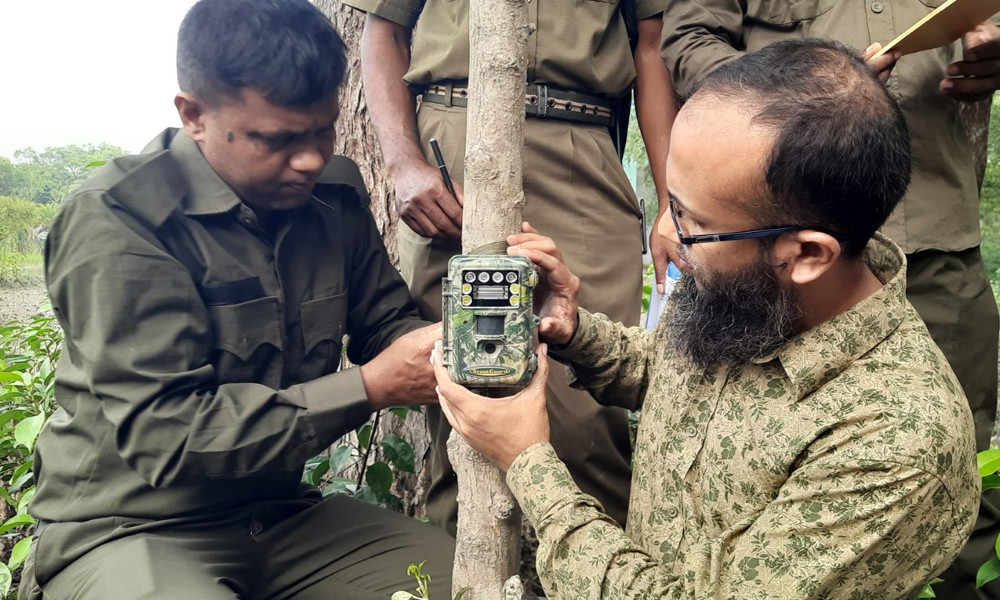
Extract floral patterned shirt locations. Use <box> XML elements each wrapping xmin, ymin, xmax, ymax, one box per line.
<box><xmin>506</xmin><ymin>233</ymin><xmax>980</xmax><ymax>600</ymax></box>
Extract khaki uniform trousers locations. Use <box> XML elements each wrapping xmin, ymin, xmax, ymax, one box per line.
<box><xmin>20</xmin><ymin>494</ymin><xmax>456</xmax><ymax>600</ymax></box>
<box><xmin>906</xmin><ymin>246</ymin><xmax>1000</xmax><ymax>599</ymax></box>
<box><xmin>402</xmin><ymin>102</ymin><xmax>641</xmax><ymax>534</ymax></box>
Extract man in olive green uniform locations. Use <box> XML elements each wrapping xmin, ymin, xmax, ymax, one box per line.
<box><xmin>344</xmin><ymin>0</ymin><xmax>676</xmax><ymax>534</ymax></box>
<box><xmin>22</xmin><ymin>1</ymin><xmax>454</xmax><ymax>599</ymax></box>
<box><xmin>660</xmin><ymin>5</ymin><xmax>1000</xmax><ymax>598</ymax></box>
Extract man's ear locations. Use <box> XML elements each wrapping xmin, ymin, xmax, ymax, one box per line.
<box><xmin>174</xmin><ymin>92</ymin><xmax>208</xmax><ymax>142</ymax></box>
<box><xmin>773</xmin><ymin>230</ymin><xmax>842</xmax><ymax>285</ymax></box>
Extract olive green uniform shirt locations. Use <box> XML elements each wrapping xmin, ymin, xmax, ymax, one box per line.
<box><xmin>661</xmin><ymin>0</ymin><xmax>980</xmax><ymax>254</ymax></box>
<box><xmin>31</xmin><ymin>129</ymin><xmax>424</xmax><ymax>524</ymax></box>
<box><xmin>507</xmin><ymin>234</ymin><xmax>980</xmax><ymax>599</ymax></box>
<box><xmin>344</xmin><ymin>0</ymin><xmax>663</xmax><ymax>97</ymax></box>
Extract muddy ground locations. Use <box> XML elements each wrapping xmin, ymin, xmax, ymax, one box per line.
<box><xmin>0</xmin><ymin>280</ymin><xmax>47</xmax><ymax>325</ymax></box>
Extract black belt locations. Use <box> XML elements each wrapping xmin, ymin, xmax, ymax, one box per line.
<box><xmin>420</xmin><ymin>82</ymin><xmax>614</xmax><ymax>127</ymax></box>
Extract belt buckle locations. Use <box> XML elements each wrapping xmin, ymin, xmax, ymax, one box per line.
<box><xmin>535</xmin><ymin>84</ymin><xmax>549</xmax><ymax>118</ymax></box>
<box><xmin>443</xmin><ymin>81</ymin><xmax>454</xmax><ymax>108</ymax></box>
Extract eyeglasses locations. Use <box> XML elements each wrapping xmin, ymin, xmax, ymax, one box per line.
<box><xmin>668</xmin><ymin>197</ymin><xmax>803</xmax><ymax>246</ymax></box>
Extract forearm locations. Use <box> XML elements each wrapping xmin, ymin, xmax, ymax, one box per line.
<box><xmin>550</xmin><ymin>309</ymin><xmax>656</xmax><ymax>411</ymax></box>
<box><xmin>360</xmin><ymin>14</ymin><xmax>426</xmax><ymax>176</ymax></box>
<box><xmin>660</xmin><ymin>0</ymin><xmax>746</xmax><ymax>97</ymax></box>
<box><xmin>634</xmin><ymin>16</ymin><xmax>676</xmax><ymax>205</ymax></box>
<box><xmin>508</xmin><ymin>444</ymin><xmax>972</xmax><ymax>600</ymax></box>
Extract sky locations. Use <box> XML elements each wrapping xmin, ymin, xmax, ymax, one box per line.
<box><xmin>0</xmin><ymin>0</ymin><xmax>199</xmax><ymax>159</ymax></box>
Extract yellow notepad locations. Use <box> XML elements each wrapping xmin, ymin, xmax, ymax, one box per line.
<box><xmin>873</xmin><ymin>0</ymin><xmax>1000</xmax><ymax>58</ymax></box>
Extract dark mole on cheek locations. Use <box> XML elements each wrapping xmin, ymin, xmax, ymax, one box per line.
<box><xmin>226</xmin><ymin>130</ymin><xmax>234</xmax><ymax>143</ymax></box>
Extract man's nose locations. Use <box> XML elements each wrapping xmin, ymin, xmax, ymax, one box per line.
<box><xmin>289</xmin><ymin>145</ymin><xmax>326</xmax><ymax>174</ymax></box>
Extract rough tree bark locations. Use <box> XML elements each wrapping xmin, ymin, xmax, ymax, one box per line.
<box><xmin>315</xmin><ymin>1</ymin><xmax>399</xmax><ymax>259</ymax></box>
<box><xmin>447</xmin><ymin>1</ymin><xmax>531</xmax><ymax>599</ymax></box>
<box><xmin>959</xmin><ymin>96</ymin><xmax>993</xmax><ymax>191</ymax></box>
<box><xmin>315</xmin><ymin>0</ymin><xmax>432</xmax><ymax>517</ymax></box>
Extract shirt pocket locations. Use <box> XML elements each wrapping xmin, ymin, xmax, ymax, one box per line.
<box><xmin>208</xmin><ymin>296</ymin><xmax>282</xmax><ymax>385</ymax></box>
<box><xmin>749</xmin><ymin>0</ymin><xmax>835</xmax><ymax>25</ymax></box>
<box><xmin>299</xmin><ymin>292</ymin><xmax>347</xmax><ymax>380</ymax></box>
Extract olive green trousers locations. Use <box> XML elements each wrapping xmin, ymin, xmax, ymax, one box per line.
<box><xmin>21</xmin><ymin>495</ymin><xmax>455</xmax><ymax>600</ymax></box>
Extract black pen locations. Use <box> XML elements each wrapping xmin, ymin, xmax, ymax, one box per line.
<box><xmin>429</xmin><ymin>137</ymin><xmax>457</xmax><ymax>199</ymax></box>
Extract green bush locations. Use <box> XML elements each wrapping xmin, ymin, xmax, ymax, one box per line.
<box><xmin>0</xmin><ymin>197</ymin><xmax>54</xmax><ymax>285</ymax></box>
<box><xmin>0</xmin><ymin>308</ymin><xmax>60</xmax><ymax>597</ymax></box>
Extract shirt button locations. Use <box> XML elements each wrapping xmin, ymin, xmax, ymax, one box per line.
<box><xmin>871</xmin><ymin>1</ymin><xmax>884</xmax><ymax>13</ymax></box>
<box><xmin>667</xmin><ymin>507</ymin><xmax>679</xmax><ymax>518</ymax></box>
<box><xmin>685</xmin><ymin>427</ymin><xmax>698</xmax><ymax>438</ymax></box>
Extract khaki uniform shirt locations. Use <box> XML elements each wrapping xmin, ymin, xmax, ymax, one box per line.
<box><xmin>344</xmin><ymin>0</ymin><xmax>663</xmax><ymax>98</ymax></box>
<box><xmin>507</xmin><ymin>234</ymin><xmax>980</xmax><ymax>599</ymax></box>
<box><xmin>661</xmin><ymin>1</ymin><xmax>980</xmax><ymax>254</ymax></box>
<box><xmin>31</xmin><ymin>129</ymin><xmax>423</xmax><ymax>525</ymax></box>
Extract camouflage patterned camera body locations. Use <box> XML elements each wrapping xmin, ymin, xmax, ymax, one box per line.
<box><xmin>442</xmin><ymin>255</ymin><xmax>539</xmax><ymax>389</ymax></box>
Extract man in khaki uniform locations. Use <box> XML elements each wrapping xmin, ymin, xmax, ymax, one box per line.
<box><xmin>22</xmin><ymin>1</ymin><xmax>454</xmax><ymax>598</ymax></box>
<box><xmin>660</xmin><ymin>4</ymin><xmax>1000</xmax><ymax>597</ymax></box>
<box><xmin>344</xmin><ymin>0</ymin><xmax>676</xmax><ymax>534</ymax></box>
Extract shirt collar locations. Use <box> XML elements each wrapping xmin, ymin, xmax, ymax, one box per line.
<box><xmin>148</xmin><ymin>128</ymin><xmax>243</xmax><ymax>217</ymax></box>
<box><xmin>754</xmin><ymin>233</ymin><xmax>908</xmax><ymax>399</ymax></box>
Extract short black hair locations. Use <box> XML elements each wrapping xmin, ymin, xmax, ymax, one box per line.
<box><xmin>689</xmin><ymin>38</ymin><xmax>911</xmax><ymax>258</ymax></box>
<box><xmin>177</xmin><ymin>0</ymin><xmax>347</xmax><ymax>107</ymax></box>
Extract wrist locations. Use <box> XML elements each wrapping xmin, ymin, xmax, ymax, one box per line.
<box><xmin>359</xmin><ymin>362</ymin><xmax>391</xmax><ymax>411</ymax></box>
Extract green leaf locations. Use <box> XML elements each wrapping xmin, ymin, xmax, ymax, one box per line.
<box><xmin>8</xmin><ymin>537</ymin><xmax>31</xmax><ymax>570</ymax></box>
<box><xmin>321</xmin><ymin>477</ymin><xmax>357</xmax><ymax>496</ymax></box>
<box><xmin>979</xmin><ymin>449</ymin><xmax>1000</xmax><ymax>477</ymax></box>
<box><xmin>357</xmin><ymin>423</ymin><xmax>373</xmax><ymax>450</ymax></box>
<box><xmin>0</xmin><ymin>373</ymin><xmax>20</xmax><ymax>383</ymax></box>
<box><xmin>328</xmin><ymin>445</ymin><xmax>355</xmax><ymax>475</ymax></box>
<box><xmin>917</xmin><ymin>582</ymin><xmax>937</xmax><ymax>598</ymax></box>
<box><xmin>977</xmin><ymin>555</ymin><xmax>1000</xmax><ymax>588</ymax></box>
<box><xmin>16</xmin><ymin>486</ymin><xmax>35</xmax><ymax>515</ymax></box>
<box><xmin>0</xmin><ymin>513</ymin><xmax>35</xmax><ymax>535</ymax></box>
<box><xmin>391</xmin><ymin>592</ymin><xmax>415</xmax><ymax>600</ymax></box>
<box><xmin>453</xmin><ymin>586</ymin><xmax>472</xmax><ymax>600</ymax></box>
<box><xmin>305</xmin><ymin>458</ymin><xmax>330</xmax><ymax>486</ymax></box>
<box><xmin>389</xmin><ymin>406</ymin><xmax>411</xmax><ymax>420</ymax></box>
<box><xmin>0</xmin><ymin>563</ymin><xmax>11</xmax><ymax>598</ymax></box>
<box><xmin>365</xmin><ymin>462</ymin><xmax>393</xmax><ymax>495</ymax></box>
<box><xmin>381</xmin><ymin>434</ymin><xmax>415</xmax><ymax>473</ymax></box>
<box><xmin>13</xmin><ymin>414</ymin><xmax>45</xmax><ymax>452</ymax></box>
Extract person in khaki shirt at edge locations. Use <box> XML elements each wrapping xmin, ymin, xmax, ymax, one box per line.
<box><xmin>660</xmin><ymin>3</ymin><xmax>1000</xmax><ymax>597</ymax></box>
<box><xmin>342</xmin><ymin>0</ymin><xmax>678</xmax><ymax>536</ymax></box>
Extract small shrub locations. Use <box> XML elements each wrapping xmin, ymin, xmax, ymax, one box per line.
<box><xmin>0</xmin><ymin>307</ymin><xmax>60</xmax><ymax>597</ymax></box>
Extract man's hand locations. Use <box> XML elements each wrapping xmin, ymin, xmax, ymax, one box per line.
<box><xmin>507</xmin><ymin>222</ymin><xmax>580</xmax><ymax>346</ymax></box>
<box><xmin>863</xmin><ymin>42</ymin><xmax>900</xmax><ymax>84</ymax></box>
<box><xmin>649</xmin><ymin>210</ymin><xmax>689</xmax><ymax>294</ymax></box>
<box><xmin>360</xmin><ymin>323</ymin><xmax>442</xmax><ymax>411</ymax></box>
<box><xmin>431</xmin><ymin>341</ymin><xmax>551</xmax><ymax>471</ymax></box>
<box><xmin>942</xmin><ymin>20</ymin><xmax>1000</xmax><ymax>102</ymax></box>
<box><xmin>393</xmin><ymin>161</ymin><xmax>464</xmax><ymax>239</ymax></box>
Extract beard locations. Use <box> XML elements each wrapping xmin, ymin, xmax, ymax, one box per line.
<box><xmin>666</xmin><ymin>250</ymin><xmax>801</xmax><ymax>371</ymax></box>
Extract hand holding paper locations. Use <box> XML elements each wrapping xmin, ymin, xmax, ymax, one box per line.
<box><xmin>942</xmin><ymin>20</ymin><xmax>1000</xmax><ymax>102</ymax></box>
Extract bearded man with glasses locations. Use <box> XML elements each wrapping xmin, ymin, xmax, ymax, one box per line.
<box><xmin>429</xmin><ymin>39</ymin><xmax>980</xmax><ymax>600</ymax></box>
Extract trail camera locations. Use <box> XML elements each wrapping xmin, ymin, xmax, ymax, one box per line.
<box><xmin>442</xmin><ymin>255</ymin><xmax>539</xmax><ymax>389</ymax></box>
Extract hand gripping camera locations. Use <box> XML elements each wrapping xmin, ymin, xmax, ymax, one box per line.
<box><xmin>442</xmin><ymin>255</ymin><xmax>539</xmax><ymax>389</ymax></box>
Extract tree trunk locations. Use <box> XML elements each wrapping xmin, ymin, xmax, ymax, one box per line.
<box><xmin>316</xmin><ymin>1</ymin><xmax>431</xmax><ymax>517</ymax></box>
<box><xmin>316</xmin><ymin>1</ymin><xmax>399</xmax><ymax>260</ymax></box>
<box><xmin>449</xmin><ymin>1</ymin><xmax>530</xmax><ymax>599</ymax></box>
